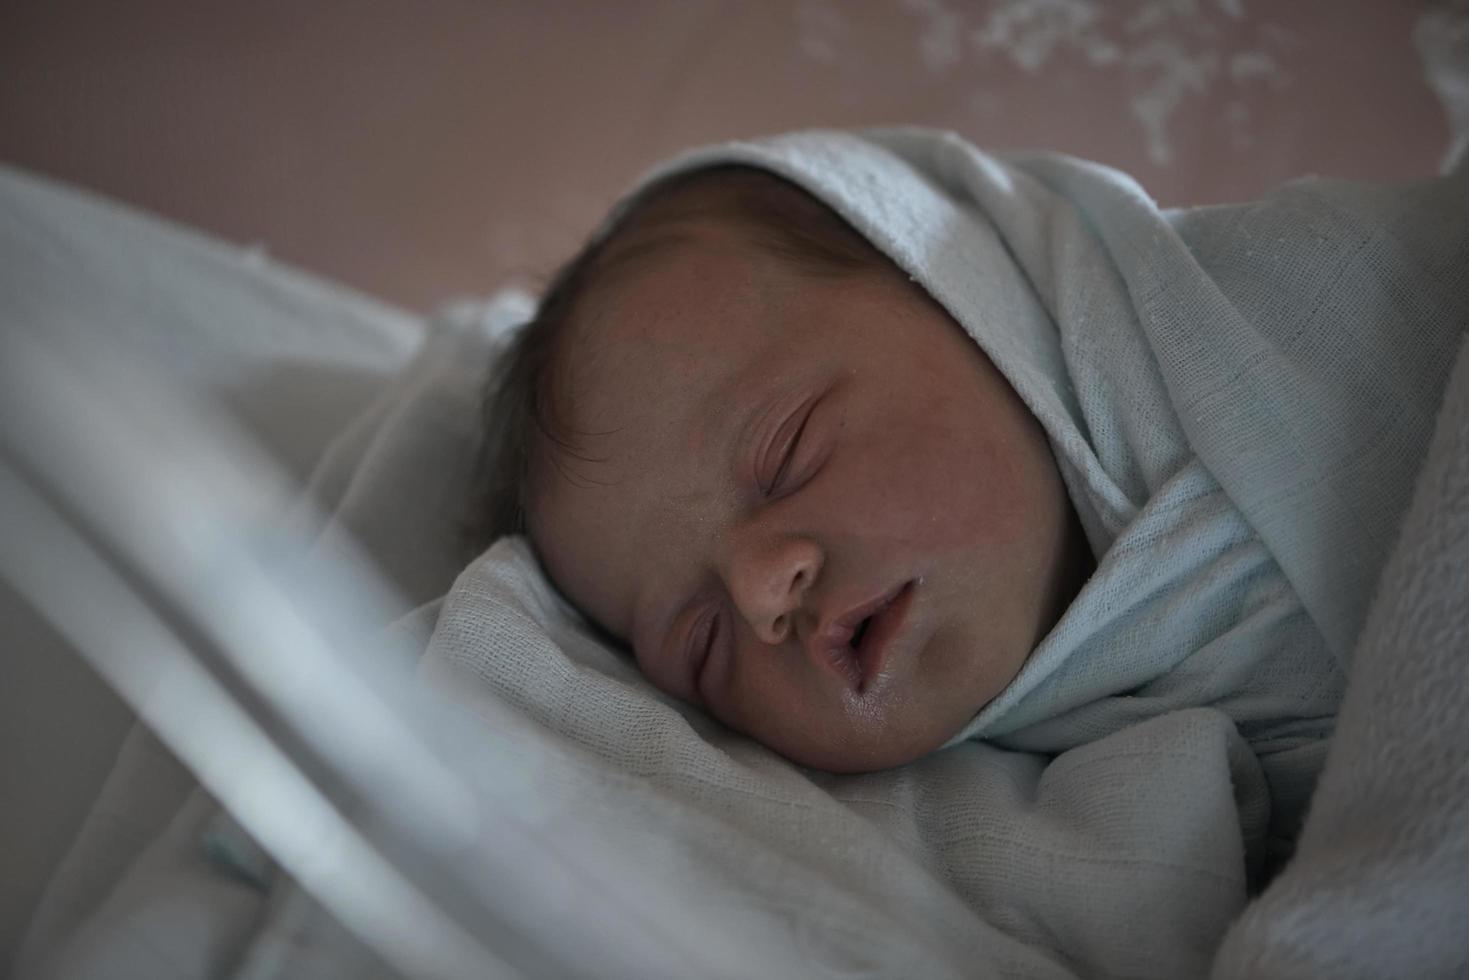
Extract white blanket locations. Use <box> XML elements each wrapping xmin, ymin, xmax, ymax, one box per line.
<box><xmin>16</xmin><ymin>133</ymin><xmax>1469</xmax><ymax>978</ymax></box>
<box><xmin>0</xmin><ymin>160</ymin><xmax>420</xmax><ymax>978</ymax></box>
<box><xmin>1212</xmin><ymin>309</ymin><xmax>1469</xmax><ymax>978</ymax></box>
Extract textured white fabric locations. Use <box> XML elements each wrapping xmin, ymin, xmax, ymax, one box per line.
<box><xmin>1212</xmin><ymin>330</ymin><xmax>1469</xmax><ymax>979</ymax></box>
<box><xmin>0</xmin><ymin>163</ymin><xmax>422</xmax><ymax>479</ymax></box>
<box><xmin>0</xmin><ymin>160</ymin><xmax>421</xmax><ymax>978</ymax></box>
<box><xmin>426</xmin><ymin>539</ymin><xmax>1267</xmax><ymax>979</ymax></box>
<box><xmin>635</xmin><ymin>130</ymin><xmax>1469</xmax><ymax>856</ymax></box>
<box><xmin>14</xmin><ymin>726</ymin><xmax>199</xmax><ymax>977</ymax></box>
<box><xmin>20</xmin><ymin>792</ymin><xmax>270</xmax><ymax>980</ymax></box>
<box><xmin>16</xmin><ymin>131</ymin><xmax>1469</xmax><ymax>978</ymax></box>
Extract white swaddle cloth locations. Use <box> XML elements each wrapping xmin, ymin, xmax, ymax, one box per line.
<box><xmin>634</xmin><ymin>129</ymin><xmax>1469</xmax><ymax>851</ymax></box>
<box><xmin>13</xmin><ymin>134</ymin><xmax>1468</xmax><ymax>980</ymax></box>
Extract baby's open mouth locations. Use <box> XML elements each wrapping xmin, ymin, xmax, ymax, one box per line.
<box><xmin>827</xmin><ymin>581</ymin><xmax>916</xmax><ymax>693</ymax></box>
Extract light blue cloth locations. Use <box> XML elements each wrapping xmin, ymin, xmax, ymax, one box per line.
<box><xmin>644</xmin><ymin>129</ymin><xmax>1469</xmax><ymax>851</ymax></box>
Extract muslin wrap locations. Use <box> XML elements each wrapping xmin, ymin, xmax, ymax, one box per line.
<box><xmin>15</xmin><ymin>132</ymin><xmax>1469</xmax><ymax>979</ymax></box>
<box><xmin>635</xmin><ymin>129</ymin><xmax>1469</xmax><ymax>856</ymax></box>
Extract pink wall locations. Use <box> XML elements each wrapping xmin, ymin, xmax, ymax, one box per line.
<box><xmin>0</xmin><ymin>0</ymin><xmax>1448</xmax><ymax>311</ymax></box>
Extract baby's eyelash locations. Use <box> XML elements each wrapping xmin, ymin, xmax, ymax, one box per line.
<box><xmin>760</xmin><ymin>398</ymin><xmax>816</xmax><ymax>495</ymax></box>
<box><xmin>767</xmin><ymin>420</ymin><xmax>807</xmax><ymax>494</ymax></box>
<box><xmin>689</xmin><ymin>607</ymin><xmax>720</xmax><ymax>695</ymax></box>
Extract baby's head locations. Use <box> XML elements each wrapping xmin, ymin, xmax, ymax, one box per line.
<box><xmin>479</xmin><ymin>166</ymin><xmax>1091</xmax><ymax>772</ymax></box>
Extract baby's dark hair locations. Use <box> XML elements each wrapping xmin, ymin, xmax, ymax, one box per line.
<box><xmin>471</xmin><ymin>164</ymin><xmax>894</xmax><ymax>548</ymax></box>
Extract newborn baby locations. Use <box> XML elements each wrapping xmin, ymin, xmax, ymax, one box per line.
<box><xmin>475</xmin><ymin>128</ymin><xmax>1464</xmax><ymax>864</ymax></box>
<box><xmin>478</xmin><ymin>165</ymin><xmax>1094</xmax><ymax>773</ymax></box>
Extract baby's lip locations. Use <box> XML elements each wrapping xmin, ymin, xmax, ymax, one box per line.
<box><xmin>817</xmin><ymin>582</ymin><xmax>915</xmax><ymax>692</ymax></box>
<box><xmin>853</xmin><ymin>582</ymin><xmax>915</xmax><ymax>692</ymax></box>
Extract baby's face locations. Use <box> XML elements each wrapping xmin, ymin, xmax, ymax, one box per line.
<box><xmin>530</xmin><ymin>217</ymin><xmax>1086</xmax><ymax>772</ymax></box>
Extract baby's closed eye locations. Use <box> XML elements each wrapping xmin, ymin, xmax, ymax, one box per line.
<box><xmin>759</xmin><ymin>393</ymin><xmax>819</xmax><ymax>495</ymax></box>
<box><xmin>686</xmin><ymin>603</ymin><xmax>722</xmax><ymax>700</ymax></box>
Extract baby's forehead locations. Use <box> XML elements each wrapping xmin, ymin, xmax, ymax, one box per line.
<box><xmin>562</xmin><ymin>227</ymin><xmax>786</xmax><ymax>386</ymax></box>
<box><xmin>567</xmin><ymin>289</ymin><xmax>762</xmax><ymax>450</ymax></box>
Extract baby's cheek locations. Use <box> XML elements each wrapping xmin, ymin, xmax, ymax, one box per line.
<box><xmin>720</xmin><ymin>659</ymin><xmax>827</xmax><ymax>756</ymax></box>
<box><xmin>885</xmin><ymin>415</ymin><xmax>1006</xmax><ymax>544</ymax></box>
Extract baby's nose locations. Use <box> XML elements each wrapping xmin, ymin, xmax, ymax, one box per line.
<box><xmin>725</xmin><ymin>535</ymin><xmax>822</xmax><ymax>645</ymax></box>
